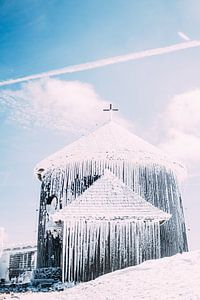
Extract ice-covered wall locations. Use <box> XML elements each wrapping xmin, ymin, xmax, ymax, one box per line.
<box><xmin>36</xmin><ymin>121</ymin><xmax>188</xmax><ymax>271</ymax></box>
<box><xmin>37</xmin><ymin>159</ymin><xmax>188</xmax><ymax>268</ymax></box>
<box><xmin>62</xmin><ymin>219</ymin><xmax>161</xmax><ymax>283</ymax></box>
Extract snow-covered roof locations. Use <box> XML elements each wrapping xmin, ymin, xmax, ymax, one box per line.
<box><xmin>53</xmin><ymin>170</ymin><xmax>171</xmax><ymax>222</ymax></box>
<box><xmin>35</xmin><ymin>121</ymin><xmax>185</xmax><ymax>179</ymax></box>
<box><xmin>3</xmin><ymin>244</ymin><xmax>37</xmax><ymax>253</ymax></box>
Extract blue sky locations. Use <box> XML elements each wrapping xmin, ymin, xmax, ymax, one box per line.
<box><xmin>0</xmin><ymin>0</ymin><xmax>200</xmax><ymax>249</ymax></box>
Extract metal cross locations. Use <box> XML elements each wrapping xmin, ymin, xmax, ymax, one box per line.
<box><xmin>103</xmin><ymin>103</ymin><xmax>119</xmax><ymax>121</ymax></box>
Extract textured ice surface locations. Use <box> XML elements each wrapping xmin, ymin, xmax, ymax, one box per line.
<box><xmin>53</xmin><ymin>169</ymin><xmax>170</xmax><ymax>221</ymax></box>
<box><xmin>61</xmin><ymin>219</ymin><xmax>162</xmax><ymax>282</ymax></box>
<box><xmin>35</xmin><ymin>121</ymin><xmax>186</xmax><ymax>180</ymax></box>
<box><xmin>49</xmin><ymin>171</ymin><xmax>170</xmax><ymax>283</ymax></box>
<box><xmin>36</xmin><ymin>121</ymin><xmax>188</xmax><ymax>268</ymax></box>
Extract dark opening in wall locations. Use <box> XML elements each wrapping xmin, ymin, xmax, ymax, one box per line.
<box><xmin>46</xmin><ymin>195</ymin><xmax>57</xmax><ymax>206</ymax></box>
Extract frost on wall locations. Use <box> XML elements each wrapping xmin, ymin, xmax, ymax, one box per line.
<box><xmin>61</xmin><ymin>220</ymin><xmax>161</xmax><ymax>283</ymax></box>
<box><xmin>49</xmin><ymin>170</ymin><xmax>170</xmax><ymax>283</ymax></box>
<box><xmin>37</xmin><ymin>161</ymin><xmax>188</xmax><ymax>269</ymax></box>
<box><xmin>36</xmin><ymin>121</ymin><xmax>188</xmax><ymax>273</ymax></box>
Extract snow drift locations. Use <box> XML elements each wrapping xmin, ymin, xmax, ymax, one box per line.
<box><xmin>15</xmin><ymin>250</ymin><xmax>200</xmax><ymax>300</ymax></box>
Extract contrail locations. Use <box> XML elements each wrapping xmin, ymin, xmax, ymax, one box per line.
<box><xmin>1</xmin><ymin>40</ymin><xmax>200</xmax><ymax>87</ymax></box>
<box><xmin>178</xmin><ymin>32</ymin><xmax>191</xmax><ymax>41</ymax></box>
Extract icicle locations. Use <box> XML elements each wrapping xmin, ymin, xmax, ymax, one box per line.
<box><xmin>38</xmin><ymin>158</ymin><xmax>188</xmax><ymax>270</ymax></box>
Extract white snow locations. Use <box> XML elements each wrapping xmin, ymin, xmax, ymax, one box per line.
<box><xmin>35</xmin><ymin>121</ymin><xmax>186</xmax><ymax>180</ymax></box>
<box><xmin>5</xmin><ymin>250</ymin><xmax>200</xmax><ymax>300</ymax></box>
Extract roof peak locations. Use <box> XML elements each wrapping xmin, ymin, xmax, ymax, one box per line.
<box><xmin>35</xmin><ymin>119</ymin><xmax>186</xmax><ymax>180</ymax></box>
<box><xmin>53</xmin><ymin>169</ymin><xmax>171</xmax><ymax>222</ymax></box>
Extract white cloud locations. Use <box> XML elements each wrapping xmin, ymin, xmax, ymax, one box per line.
<box><xmin>160</xmin><ymin>129</ymin><xmax>200</xmax><ymax>164</ymax></box>
<box><xmin>163</xmin><ymin>90</ymin><xmax>200</xmax><ymax>136</ymax></box>
<box><xmin>158</xmin><ymin>89</ymin><xmax>200</xmax><ymax>171</ymax></box>
<box><xmin>0</xmin><ymin>78</ymin><xmax>131</xmax><ymax>134</ymax></box>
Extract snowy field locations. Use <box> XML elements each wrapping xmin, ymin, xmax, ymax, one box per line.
<box><xmin>1</xmin><ymin>250</ymin><xmax>200</xmax><ymax>300</ymax></box>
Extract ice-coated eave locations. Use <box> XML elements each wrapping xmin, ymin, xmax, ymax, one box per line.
<box><xmin>34</xmin><ymin>120</ymin><xmax>186</xmax><ymax>180</ymax></box>
<box><xmin>52</xmin><ymin>170</ymin><xmax>171</xmax><ymax>223</ymax></box>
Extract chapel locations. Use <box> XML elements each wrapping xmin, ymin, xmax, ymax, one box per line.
<box><xmin>35</xmin><ymin>120</ymin><xmax>188</xmax><ymax>283</ymax></box>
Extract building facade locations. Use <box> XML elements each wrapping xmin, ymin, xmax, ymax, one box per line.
<box><xmin>35</xmin><ymin>121</ymin><xmax>188</xmax><ymax>282</ymax></box>
<box><xmin>0</xmin><ymin>244</ymin><xmax>37</xmax><ymax>284</ymax></box>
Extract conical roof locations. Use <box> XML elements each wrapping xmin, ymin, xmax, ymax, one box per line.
<box><xmin>35</xmin><ymin>121</ymin><xmax>185</xmax><ymax>178</ymax></box>
<box><xmin>53</xmin><ymin>170</ymin><xmax>171</xmax><ymax>222</ymax></box>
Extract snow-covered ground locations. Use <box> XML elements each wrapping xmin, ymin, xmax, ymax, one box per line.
<box><xmin>2</xmin><ymin>250</ymin><xmax>200</xmax><ymax>300</ymax></box>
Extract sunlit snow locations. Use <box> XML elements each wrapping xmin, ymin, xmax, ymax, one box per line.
<box><xmin>3</xmin><ymin>250</ymin><xmax>199</xmax><ymax>300</ymax></box>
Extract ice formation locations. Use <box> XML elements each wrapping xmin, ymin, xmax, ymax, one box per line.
<box><xmin>35</xmin><ymin>121</ymin><xmax>186</xmax><ymax>180</ymax></box>
<box><xmin>51</xmin><ymin>170</ymin><xmax>170</xmax><ymax>282</ymax></box>
<box><xmin>53</xmin><ymin>169</ymin><xmax>171</xmax><ymax>221</ymax></box>
<box><xmin>35</xmin><ymin>121</ymin><xmax>188</xmax><ymax>282</ymax></box>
